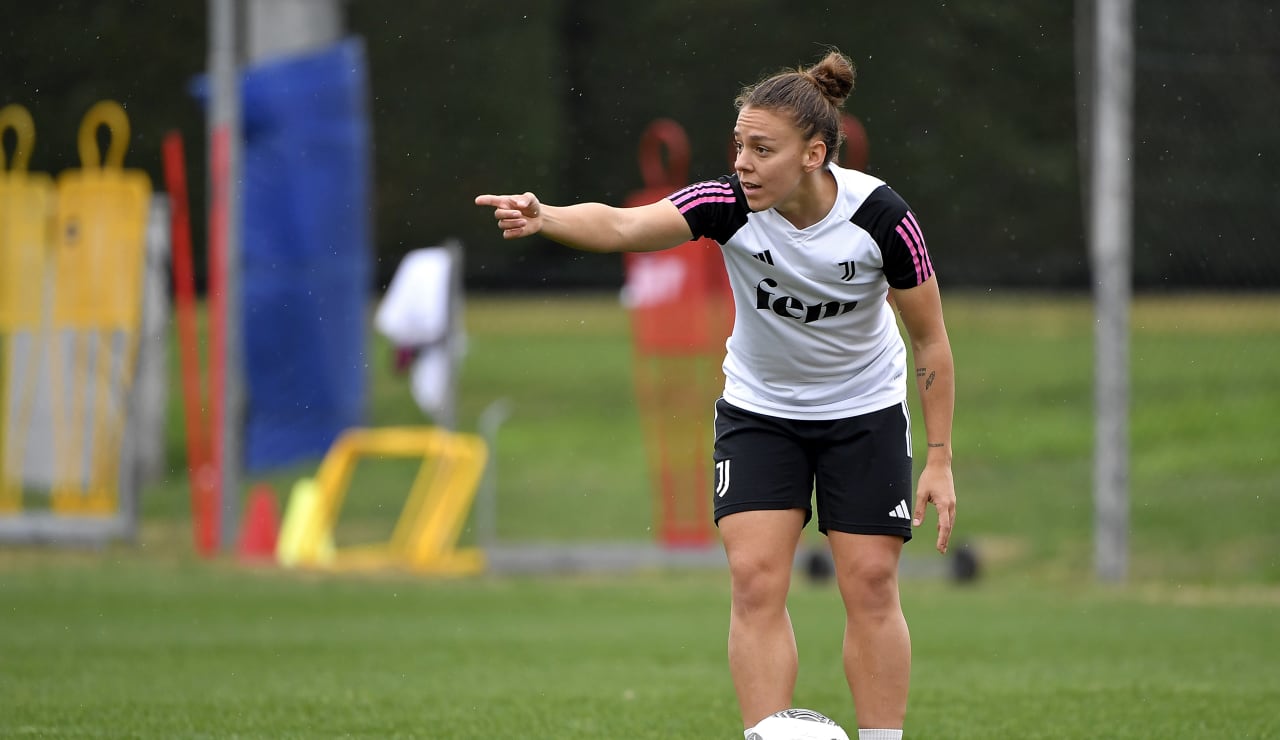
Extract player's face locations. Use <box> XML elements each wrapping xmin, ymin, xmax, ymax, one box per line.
<box><xmin>733</xmin><ymin>105</ymin><xmax>820</xmax><ymax>212</ymax></box>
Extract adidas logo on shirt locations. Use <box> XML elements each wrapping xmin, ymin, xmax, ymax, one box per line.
<box><xmin>751</xmin><ymin>250</ymin><xmax>774</xmax><ymax>265</ymax></box>
<box><xmin>889</xmin><ymin>499</ymin><xmax>911</xmax><ymax>520</ymax></box>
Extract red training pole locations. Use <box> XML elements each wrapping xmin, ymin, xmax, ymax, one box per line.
<box><xmin>161</xmin><ymin>131</ymin><xmax>219</xmax><ymax>557</ymax></box>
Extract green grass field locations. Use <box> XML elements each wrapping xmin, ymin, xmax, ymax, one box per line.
<box><xmin>3</xmin><ymin>292</ymin><xmax>1279</xmax><ymax>738</ymax></box>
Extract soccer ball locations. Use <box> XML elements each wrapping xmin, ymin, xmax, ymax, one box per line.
<box><xmin>746</xmin><ymin>708</ymin><xmax>850</xmax><ymax>740</ymax></box>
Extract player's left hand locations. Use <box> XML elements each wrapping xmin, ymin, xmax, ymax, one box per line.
<box><xmin>913</xmin><ymin>463</ymin><xmax>955</xmax><ymax>554</ymax></box>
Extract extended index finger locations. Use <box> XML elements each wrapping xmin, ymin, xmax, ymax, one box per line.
<box><xmin>474</xmin><ymin>194</ymin><xmax>510</xmax><ymax>208</ymax></box>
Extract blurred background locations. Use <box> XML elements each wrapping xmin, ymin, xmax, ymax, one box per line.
<box><xmin>4</xmin><ymin>1</ymin><xmax>1277</xmax><ymax>292</ymax></box>
<box><xmin>1</xmin><ymin>3</ymin><xmax>1278</xmax><ymax>736</ymax></box>
<box><xmin>2</xmin><ymin>0</ymin><xmax>1277</xmax><ymax>572</ymax></box>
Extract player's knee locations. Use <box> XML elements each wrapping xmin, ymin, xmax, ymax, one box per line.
<box><xmin>729</xmin><ymin>559</ymin><xmax>791</xmax><ymax>617</ymax></box>
<box><xmin>836</xmin><ymin>560</ymin><xmax>900</xmax><ymax>616</ymax></box>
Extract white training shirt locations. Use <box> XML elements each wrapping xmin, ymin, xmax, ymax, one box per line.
<box><xmin>667</xmin><ymin>163</ymin><xmax>935</xmax><ymax>420</ymax></box>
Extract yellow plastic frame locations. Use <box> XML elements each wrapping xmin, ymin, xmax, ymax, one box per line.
<box><xmin>0</xmin><ymin>103</ymin><xmax>53</xmax><ymax>512</ymax></box>
<box><xmin>286</xmin><ymin>426</ymin><xmax>489</xmax><ymax>575</ymax></box>
<box><xmin>48</xmin><ymin>101</ymin><xmax>151</xmax><ymax>514</ymax></box>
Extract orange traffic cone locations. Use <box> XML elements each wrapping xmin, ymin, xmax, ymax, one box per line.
<box><xmin>238</xmin><ymin>483</ymin><xmax>281</xmax><ymax>563</ymax></box>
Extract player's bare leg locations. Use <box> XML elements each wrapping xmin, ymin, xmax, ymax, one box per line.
<box><xmin>720</xmin><ymin>508</ymin><xmax>807</xmax><ymax>728</ymax></box>
<box><xmin>828</xmin><ymin>532</ymin><xmax>910</xmax><ymax>730</ymax></box>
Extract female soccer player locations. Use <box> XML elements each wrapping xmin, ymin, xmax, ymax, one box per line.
<box><xmin>476</xmin><ymin>49</ymin><xmax>956</xmax><ymax>740</ymax></box>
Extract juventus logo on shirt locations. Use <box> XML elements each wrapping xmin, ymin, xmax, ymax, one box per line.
<box><xmin>838</xmin><ymin>260</ymin><xmax>856</xmax><ymax>281</ymax></box>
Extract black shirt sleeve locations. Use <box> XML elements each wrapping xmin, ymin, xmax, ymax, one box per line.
<box><xmin>849</xmin><ymin>185</ymin><xmax>935</xmax><ymax>289</ymax></box>
<box><xmin>666</xmin><ymin>175</ymin><xmax>750</xmax><ymax>244</ymax></box>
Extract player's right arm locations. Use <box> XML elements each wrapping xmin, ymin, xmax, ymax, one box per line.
<box><xmin>474</xmin><ymin>191</ymin><xmax>692</xmax><ymax>253</ymax></box>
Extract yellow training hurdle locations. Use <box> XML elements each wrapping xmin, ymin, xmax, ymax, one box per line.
<box><xmin>278</xmin><ymin>426</ymin><xmax>489</xmax><ymax>575</ymax></box>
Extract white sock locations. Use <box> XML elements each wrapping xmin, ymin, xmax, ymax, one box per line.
<box><xmin>858</xmin><ymin>730</ymin><xmax>903</xmax><ymax>740</ymax></box>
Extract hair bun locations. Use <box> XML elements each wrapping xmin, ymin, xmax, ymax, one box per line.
<box><xmin>807</xmin><ymin>51</ymin><xmax>856</xmax><ymax>107</ymax></box>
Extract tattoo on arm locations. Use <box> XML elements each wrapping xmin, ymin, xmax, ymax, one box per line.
<box><xmin>925</xmin><ymin>371</ymin><xmax>936</xmax><ymax>391</ymax></box>
<box><xmin>928</xmin><ymin>443</ymin><xmax>946</xmax><ymax>448</ymax></box>
<box><xmin>916</xmin><ymin>368</ymin><xmax>926</xmax><ymax>378</ymax></box>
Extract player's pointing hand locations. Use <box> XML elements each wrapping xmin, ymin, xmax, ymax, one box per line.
<box><xmin>474</xmin><ymin>192</ymin><xmax>543</xmax><ymax>239</ymax></box>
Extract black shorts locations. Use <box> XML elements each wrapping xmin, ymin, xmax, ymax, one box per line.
<box><xmin>712</xmin><ymin>398</ymin><xmax>914</xmax><ymax>540</ymax></box>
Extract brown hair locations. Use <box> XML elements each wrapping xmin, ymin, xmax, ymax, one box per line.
<box><xmin>734</xmin><ymin>50</ymin><xmax>856</xmax><ymax>165</ymax></box>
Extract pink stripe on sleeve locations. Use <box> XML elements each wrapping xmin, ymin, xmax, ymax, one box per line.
<box><xmin>677</xmin><ymin>196</ymin><xmax>736</xmax><ymax>214</ymax></box>
<box><xmin>670</xmin><ymin>182</ymin><xmax>732</xmax><ymax>203</ymax></box>
<box><xmin>896</xmin><ymin>224</ymin><xmax>926</xmax><ymax>284</ymax></box>
<box><xmin>903</xmin><ymin>212</ymin><xmax>933</xmax><ymax>276</ymax></box>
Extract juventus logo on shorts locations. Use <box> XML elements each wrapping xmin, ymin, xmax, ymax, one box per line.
<box><xmin>715</xmin><ymin>459</ymin><xmax>731</xmax><ymax>497</ymax></box>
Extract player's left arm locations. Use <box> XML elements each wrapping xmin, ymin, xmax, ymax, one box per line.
<box><xmin>891</xmin><ymin>276</ymin><xmax>956</xmax><ymax>554</ymax></box>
